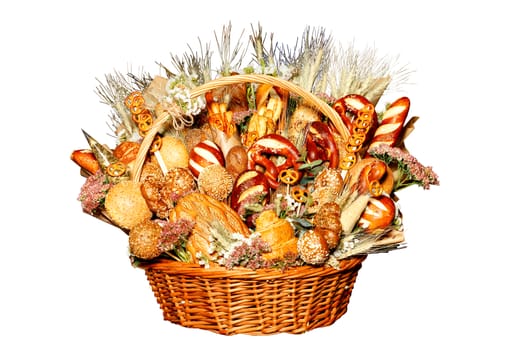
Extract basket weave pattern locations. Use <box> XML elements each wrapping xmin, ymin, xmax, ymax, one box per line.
<box><xmin>143</xmin><ymin>256</ymin><xmax>366</xmax><ymax>335</ymax></box>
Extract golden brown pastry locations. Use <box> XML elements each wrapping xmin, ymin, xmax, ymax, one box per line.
<box><xmin>312</xmin><ymin>202</ymin><xmax>342</xmax><ymax>249</ymax></box>
<box><xmin>286</xmin><ymin>105</ymin><xmax>320</xmax><ymax>146</ymax></box>
<box><xmin>254</xmin><ymin>210</ymin><xmax>298</xmax><ymax>260</ymax></box>
<box><xmin>141</xmin><ymin>167</ymin><xmax>196</xmax><ymax>219</ymax></box>
<box><xmin>113</xmin><ymin>141</ymin><xmax>140</xmax><ymax>164</ymax></box>
<box><xmin>71</xmin><ymin>149</ymin><xmax>100</xmax><ymax>175</ymax></box>
<box><xmin>307</xmin><ymin>168</ymin><xmax>344</xmax><ymax>214</ymax></box>
<box><xmin>162</xmin><ymin>168</ymin><xmax>196</xmax><ymax>201</ymax></box>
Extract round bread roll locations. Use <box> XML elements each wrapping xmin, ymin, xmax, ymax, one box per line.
<box><xmin>155</xmin><ymin>135</ymin><xmax>189</xmax><ymax>170</ymax></box>
<box><xmin>105</xmin><ymin>180</ymin><xmax>152</xmax><ymax>229</ymax></box>
<box><xmin>225</xmin><ymin>145</ymin><xmax>248</xmax><ymax>180</ymax></box>
<box><xmin>129</xmin><ymin>219</ymin><xmax>162</xmax><ymax>260</ymax></box>
<box><xmin>297</xmin><ymin>229</ymin><xmax>329</xmax><ymax>265</ymax></box>
<box><xmin>197</xmin><ymin>164</ymin><xmax>233</xmax><ymax>201</ymax></box>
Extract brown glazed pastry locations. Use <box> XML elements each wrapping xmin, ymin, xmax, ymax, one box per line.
<box><xmin>312</xmin><ymin>202</ymin><xmax>342</xmax><ymax>249</ymax></box>
<box><xmin>254</xmin><ymin>210</ymin><xmax>298</xmax><ymax>260</ymax></box>
<box><xmin>141</xmin><ymin>167</ymin><xmax>196</xmax><ymax>219</ymax></box>
<box><xmin>113</xmin><ymin>141</ymin><xmax>140</xmax><ymax>164</ymax></box>
<box><xmin>71</xmin><ymin>149</ymin><xmax>100</xmax><ymax>175</ymax></box>
<box><xmin>225</xmin><ymin>145</ymin><xmax>248</xmax><ymax>180</ymax></box>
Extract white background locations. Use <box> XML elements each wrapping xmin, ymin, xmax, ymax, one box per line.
<box><xmin>1</xmin><ymin>1</ymin><xmax>524</xmax><ymax>349</ymax></box>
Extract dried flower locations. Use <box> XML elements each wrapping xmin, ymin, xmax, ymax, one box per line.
<box><xmin>157</xmin><ymin>218</ymin><xmax>195</xmax><ymax>262</ymax></box>
<box><xmin>266</xmin><ymin>251</ymin><xmax>303</xmax><ymax>271</ymax></box>
<box><xmin>207</xmin><ymin>222</ymin><xmax>271</xmax><ymax>269</ymax></box>
<box><xmin>368</xmin><ymin>144</ymin><xmax>439</xmax><ymax>190</ymax></box>
<box><xmin>165</xmin><ymin>78</ymin><xmax>206</xmax><ymax>116</ymax></box>
<box><xmin>222</xmin><ymin>233</ymin><xmax>271</xmax><ymax>270</ymax></box>
<box><xmin>77</xmin><ymin>171</ymin><xmax>112</xmax><ymax>214</ymax></box>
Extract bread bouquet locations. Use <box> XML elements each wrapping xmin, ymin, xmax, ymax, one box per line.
<box><xmin>72</xmin><ymin>24</ymin><xmax>439</xmax><ymax>270</ymax></box>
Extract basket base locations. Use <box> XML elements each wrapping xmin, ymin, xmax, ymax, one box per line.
<box><xmin>142</xmin><ymin>256</ymin><xmax>366</xmax><ymax>335</ymax></box>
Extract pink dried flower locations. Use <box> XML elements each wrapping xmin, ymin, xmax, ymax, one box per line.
<box><xmin>77</xmin><ymin>171</ymin><xmax>112</xmax><ymax>214</ymax></box>
<box><xmin>233</xmin><ymin>109</ymin><xmax>254</xmax><ymax>125</ymax></box>
<box><xmin>315</xmin><ymin>92</ymin><xmax>336</xmax><ymax>105</ymax></box>
<box><xmin>157</xmin><ymin>218</ymin><xmax>195</xmax><ymax>252</ymax></box>
<box><xmin>368</xmin><ymin>144</ymin><xmax>439</xmax><ymax>190</ymax></box>
<box><xmin>223</xmin><ymin>235</ymin><xmax>271</xmax><ymax>270</ymax></box>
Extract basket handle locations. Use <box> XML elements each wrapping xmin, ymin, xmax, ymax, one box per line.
<box><xmin>131</xmin><ymin>74</ymin><xmax>348</xmax><ymax>182</ymax></box>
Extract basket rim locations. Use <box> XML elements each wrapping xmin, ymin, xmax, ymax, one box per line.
<box><xmin>136</xmin><ymin>254</ymin><xmax>367</xmax><ymax>280</ymax></box>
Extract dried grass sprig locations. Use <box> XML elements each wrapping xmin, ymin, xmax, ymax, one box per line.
<box><xmin>327</xmin><ymin>42</ymin><xmax>412</xmax><ymax>104</ymax></box>
<box><xmin>166</xmin><ymin>39</ymin><xmax>212</xmax><ymax>86</ymax></box>
<box><xmin>214</xmin><ymin>22</ymin><xmax>248</xmax><ymax>76</ymax></box>
<box><xmin>95</xmin><ymin>71</ymin><xmax>136</xmax><ymax>141</ymax></box>
<box><xmin>248</xmin><ymin>23</ymin><xmax>278</xmax><ymax>75</ymax></box>
<box><xmin>278</xmin><ymin>26</ymin><xmax>333</xmax><ymax>93</ymax></box>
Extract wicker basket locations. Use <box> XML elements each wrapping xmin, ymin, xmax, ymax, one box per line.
<box><xmin>140</xmin><ymin>256</ymin><xmax>366</xmax><ymax>335</ymax></box>
<box><xmin>131</xmin><ymin>74</ymin><xmax>367</xmax><ymax>335</ymax></box>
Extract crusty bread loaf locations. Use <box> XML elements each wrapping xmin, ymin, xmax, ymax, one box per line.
<box><xmin>170</xmin><ymin>192</ymin><xmax>250</xmax><ymax>264</ymax></box>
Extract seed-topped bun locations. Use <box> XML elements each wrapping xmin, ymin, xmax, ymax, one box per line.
<box><xmin>197</xmin><ymin>164</ymin><xmax>233</xmax><ymax>201</ymax></box>
<box><xmin>105</xmin><ymin>180</ymin><xmax>152</xmax><ymax>229</ymax></box>
<box><xmin>129</xmin><ymin>219</ymin><xmax>162</xmax><ymax>260</ymax></box>
<box><xmin>297</xmin><ymin>229</ymin><xmax>329</xmax><ymax>265</ymax></box>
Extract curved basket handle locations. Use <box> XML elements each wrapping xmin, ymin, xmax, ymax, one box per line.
<box><xmin>132</xmin><ymin>74</ymin><xmax>348</xmax><ymax>182</ymax></box>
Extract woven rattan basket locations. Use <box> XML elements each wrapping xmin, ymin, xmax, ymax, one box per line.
<box><xmin>128</xmin><ymin>74</ymin><xmax>367</xmax><ymax>335</ymax></box>
<box><xmin>140</xmin><ymin>256</ymin><xmax>366</xmax><ymax>335</ymax></box>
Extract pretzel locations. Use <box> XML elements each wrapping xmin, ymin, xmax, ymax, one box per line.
<box><xmin>305</xmin><ymin>121</ymin><xmax>340</xmax><ymax>168</ymax></box>
<box><xmin>339</xmin><ymin>153</ymin><xmax>358</xmax><ymax>170</ymax></box>
<box><xmin>149</xmin><ymin>135</ymin><xmax>162</xmax><ymax>153</ymax></box>
<box><xmin>332</xmin><ymin>94</ymin><xmax>378</xmax><ymax>152</ymax></box>
<box><xmin>291</xmin><ymin>186</ymin><xmax>309</xmax><ymax>203</ymax></box>
<box><xmin>106</xmin><ymin>161</ymin><xmax>127</xmax><ymax>177</ymax></box>
<box><xmin>278</xmin><ymin>168</ymin><xmax>300</xmax><ymax>185</ymax></box>
<box><xmin>247</xmin><ymin>134</ymin><xmax>301</xmax><ymax>189</ymax></box>
<box><xmin>358</xmin><ymin>159</ymin><xmax>389</xmax><ymax>196</ymax></box>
